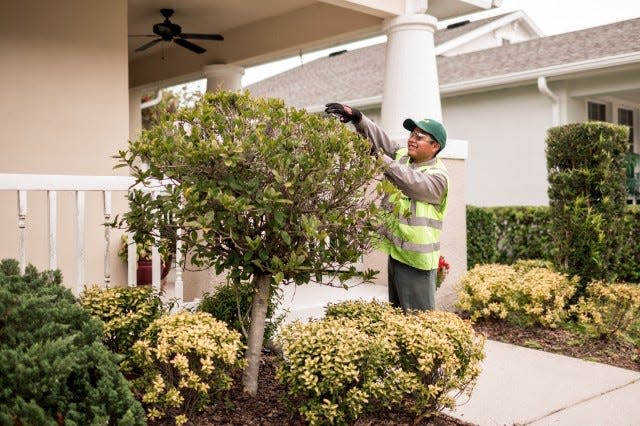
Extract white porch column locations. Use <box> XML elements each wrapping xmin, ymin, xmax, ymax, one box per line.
<box><xmin>380</xmin><ymin>13</ymin><xmax>441</xmax><ymax>140</ymax></box>
<box><xmin>129</xmin><ymin>87</ymin><xmax>144</xmax><ymax>141</ymax></box>
<box><xmin>203</xmin><ymin>64</ymin><xmax>245</xmax><ymax>92</ymax></box>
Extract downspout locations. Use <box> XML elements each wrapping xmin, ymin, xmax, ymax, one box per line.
<box><xmin>537</xmin><ymin>76</ymin><xmax>560</xmax><ymax>126</ymax></box>
<box><xmin>141</xmin><ymin>90</ymin><xmax>162</xmax><ymax>110</ymax></box>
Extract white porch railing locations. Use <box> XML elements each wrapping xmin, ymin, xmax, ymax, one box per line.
<box><xmin>0</xmin><ymin>173</ymin><xmax>185</xmax><ymax>303</ymax></box>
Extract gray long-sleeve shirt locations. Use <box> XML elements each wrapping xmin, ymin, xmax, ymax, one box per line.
<box><xmin>355</xmin><ymin>115</ymin><xmax>448</xmax><ymax>205</ymax></box>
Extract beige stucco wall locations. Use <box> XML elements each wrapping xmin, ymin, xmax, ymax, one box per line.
<box><xmin>0</xmin><ymin>0</ymin><xmax>131</xmax><ymax>289</ymax></box>
<box><xmin>443</xmin><ymin>85</ymin><xmax>553</xmax><ymax>206</ymax></box>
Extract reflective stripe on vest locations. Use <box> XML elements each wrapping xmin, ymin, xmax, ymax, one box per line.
<box><xmin>379</xmin><ymin>148</ymin><xmax>448</xmax><ymax>270</ymax></box>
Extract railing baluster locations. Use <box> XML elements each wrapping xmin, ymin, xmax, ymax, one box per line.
<box><xmin>175</xmin><ymin>228</ymin><xmax>184</xmax><ymax>304</ymax></box>
<box><xmin>17</xmin><ymin>191</ymin><xmax>27</xmax><ymax>274</ymax></box>
<box><xmin>103</xmin><ymin>191</ymin><xmax>112</xmax><ymax>287</ymax></box>
<box><xmin>127</xmin><ymin>232</ymin><xmax>137</xmax><ymax>287</ymax></box>
<box><xmin>76</xmin><ymin>191</ymin><xmax>85</xmax><ymax>294</ymax></box>
<box><xmin>48</xmin><ymin>190</ymin><xmax>57</xmax><ymax>270</ymax></box>
<box><xmin>151</xmin><ymin>242</ymin><xmax>161</xmax><ymax>292</ymax></box>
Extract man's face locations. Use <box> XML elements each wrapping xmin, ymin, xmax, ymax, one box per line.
<box><xmin>407</xmin><ymin>128</ymin><xmax>440</xmax><ymax>162</ymax></box>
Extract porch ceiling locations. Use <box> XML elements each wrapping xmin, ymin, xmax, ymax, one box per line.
<box><xmin>128</xmin><ymin>0</ymin><xmax>497</xmax><ymax>89</ymax></box>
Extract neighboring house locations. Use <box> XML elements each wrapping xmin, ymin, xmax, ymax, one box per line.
<box><xmin>246</xmin><ymin>11</ymin><xmax>640</xmax><ymax>207</ymax></box>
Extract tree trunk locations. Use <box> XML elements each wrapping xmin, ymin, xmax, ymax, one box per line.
<box><xmin>242</xmin><ymin>273</ymin><xmax>272</xmax><ymax>395</ymax></box>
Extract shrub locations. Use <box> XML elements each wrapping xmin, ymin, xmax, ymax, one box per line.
<box><xmin>571</xmin><ymin>281</ymin><xmax>640</xmax><ymax>340</ymax></box>
<box><xmin>132</xmin><ymin>311</ymin><xmax>246</xmax><ymax>424</ymax></box>
<box><xmin>277</xmin><ymin>301</ymin><xmax>484</xmax><ymax>425</ymax></box>
<box><xmin>466</xmin><ymin>206</ymin><xmax>497</xmax><ymax>268</ymax></box>
<box><xmin>116</xmin><ymin>90</ymin><xmax>386</xmax><ymax>394</ymax></box>
<box><xmin>197</xmin><ymin>278</ymin><xmax>285</xmax><ymax>344</ymax></box>
<box><xmin>620</xmin><ymin>206</ymin><xmax>640</xmax><ymax>283</ymax></box>
<box><xmin>79</xmin><ymin>285</ymin><xmax>165</xmax><ymax>367</ymax></box>
<box><xmin>492</xmin><ymin>207</ymin><xmax>552</xmax><ymax>264</ymax></box>
<box><xmin>0</xmin><ymin>259</ymin><xmax>145</xmax><ymax>425</ymax></box>
<box><xmin>457</xmin><ymin>263</ymin><xmax>578</xmax><ymax>328</ymax></box>
<box><xmin>546</xmin><ymin>122</ymin><xmax>629</xmax><ymax>288</ymax></box>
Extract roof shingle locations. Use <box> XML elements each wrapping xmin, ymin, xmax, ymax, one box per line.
<box><xmin>246</xmin><ymin>17</ymin><xmax>640</xmax><ymax>108</ymax></box>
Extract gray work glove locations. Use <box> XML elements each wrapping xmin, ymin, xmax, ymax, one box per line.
<box><xmin>324</xmin><ymin>103</ymin><xmax>362</xmax><ymax>124</ymax></box>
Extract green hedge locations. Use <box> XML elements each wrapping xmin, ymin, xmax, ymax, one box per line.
<box><xmin>467</xmin><ymin>206</ymin><xmax>640</xmax><ymax>283</ymax></box>
<box><xmin>467</xmin><ymin>206</ymin><xmax>552</xmax><ymax>269</ymax></box>
<box><xmin>0</xmin><ymin>259</ymin><xmax>145</xmax><ymax>425</ymax></box>
<box><xmin>466</xmin><ymin>206</ymin><xmax>497</xmax><ymax>268</ymax></box>
<box><xmin>620</xmin><ymin>206</ymin><xmax>640</xmax><ymax>283</ymax></box>
<box><xmin>546</xmin><ymin>122</ymin><xmax>629</xmax><ymax>287</ymax></box>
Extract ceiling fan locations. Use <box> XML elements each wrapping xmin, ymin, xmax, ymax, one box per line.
<box><xmin>130</xmin><ymin>8</ymin><xmax>223</xmax><ymax>54</ymax></box>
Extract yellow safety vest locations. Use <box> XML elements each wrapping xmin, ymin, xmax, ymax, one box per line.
<box><xmin>379</xmin><ymin>148</ymin><xmax>448</xmax><ymax>270</ymax></box>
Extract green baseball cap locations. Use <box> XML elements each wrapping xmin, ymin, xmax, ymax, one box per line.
<box><xmin>403</xmin><ymin>118</ymin><xmax>447</xmax><ymax>150</ymax></box>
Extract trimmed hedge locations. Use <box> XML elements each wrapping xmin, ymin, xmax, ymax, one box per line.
<box><xmin>466</xmin><ymin>206</ymin><xmax>497</xmax><ymax>268</ymax></box>
<box><xmin>467</xmin><ymin>206</ymin><xmax>552</xmax><ymax>269</ymax></box>
<box><xmin>467</xmin><ymin>205</ymin><xmax>640</xmax><ymax>283</ymax></box>
<box><xmin>547</xmin><ymin>122</ymin><xmax>629</xmax><ymax>287</ymax></box>
<box><xmin>0</xmin><ymin>259</ymin><xmax>145</xmax><ymax>425</ymax></box>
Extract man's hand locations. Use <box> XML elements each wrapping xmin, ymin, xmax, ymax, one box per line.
<box><xmin>324</xmin><ymin>103</ymin><xmax>362</xmax><ymax>124</ymax></box>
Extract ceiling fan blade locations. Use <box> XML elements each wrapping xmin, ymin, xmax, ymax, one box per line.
<box><xmin>135</xmin><ymin>38</ymin><xmax>163</xmax><ymax>52</ymax></box>
<box><xmin>174</xmin><ymin>38</ymin><xmax>206</xmax><ymax>54</ymax></box>
<box><xmin>179</xmin><ymin>33</ymin><xmax>224</xmax><ymax>41</ymax></box>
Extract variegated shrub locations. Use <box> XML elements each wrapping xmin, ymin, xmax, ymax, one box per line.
<box><xmin>132</xmin><ymin>311</ymin><xmax>246</xmax><ymax>424</ymax></box>
<box><xmin>276</xmin><ymin>300</ymin><xmax>484</xmax><ymax>425</ymax></box>
<box><xmin>457</xmin><ymin>262</ymin><xmax>578</xmax><ymax>328</ymax></box>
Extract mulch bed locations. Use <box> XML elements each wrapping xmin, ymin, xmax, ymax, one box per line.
<box><xmin>149</xmin><ymin>351</ymin><xmax>474</xmax><ymax>426</ymax></box>
<box><xmin>472</xmin><ymin>317</ymin><xmax>640</xmax><ymax>372</ymax></box>
<box><xmin>149</xmin><ymin>317</ymin><xmax>639</xmax><ymax>425</ymax></box>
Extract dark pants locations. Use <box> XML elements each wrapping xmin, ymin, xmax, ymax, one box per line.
<box><xmin>387</xmin><ymin>256</ymin><xmax>436</xmax><ymax>311</ymax></box>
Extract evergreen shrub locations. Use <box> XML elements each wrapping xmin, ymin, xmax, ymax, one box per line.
<box><xmin>620</xmin><ymin>206</ymin><xmax>640</xmax><ymax>283</ymax></box>
<box><xmin>79</xmin><ymin>285</ymin><xmax>165</xmax><ymax>368</ymax></box>
<box><xmin>492</xmin><ymin>207</ymin><xmax>552</xmax><ymax>264</ymax></box>
<box><xmin>276</xmin><ymin>300</ymin><xmax>484</xmax><ymax>425</ymax></box>
<box><xmin>0</xmin><ymin>259</ymin><xmax>145</xmax><ymax>425</ymax></box>
<box><xmin>457</xmin><ymin>261</ymin><xmax>578</xmax><ymax>328</ymax></box>
<box><xmin>132</xmin><ymin>311</ymin><xmax>246</xmax><ymax>425</ymax></box>
<box><xmin>546</xmin><ymin>122</ymin><xmax>629</xmax><ymax>288</ymax></box>
<box><xmin>571</xmin><ymin>281</ymin><xmax>640</xmax><ymax>340</ymax></box>
<box><xmin>197</xmin><ymin>279</ymin><xmax>285</xmax><ymax>344</ymax></box>
<box><xmin>466</xmin><ymin>206</ymin><xmax>497</xmax><ymax>268</ymax></box>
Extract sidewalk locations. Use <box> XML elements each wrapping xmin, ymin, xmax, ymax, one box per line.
<box><xmin>277</xmin><ymin>282</ymin><xmax>640</xmax><ymax>426</ymax></box>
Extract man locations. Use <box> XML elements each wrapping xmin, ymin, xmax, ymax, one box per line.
<box><xmin>325</xmin><ymin>103</ymin><xmax>448</xmax><ymax>311</ymax></box>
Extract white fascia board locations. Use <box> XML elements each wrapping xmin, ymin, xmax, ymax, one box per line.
<box><xmin>306</xmin><ymin>96</ymin><xmax>383</xmax><ymax>113</ymax></box>
<box><xmin>435</xmin><ymin>11</ymin><xmax>524</xmax><ymax>55</ymax></box>
<box><xmin>440</xmin><ymin>51</ymin><xmax>640</xmax><ymax>97</ymax></box>
<box><xmin>0</xmin><ymin>174</ymin><xmax>135</xmax><ymax>191</ymax></box>
<box><xmin>317</xmin><ymin>0</ymin><xmax>404</xmax><ymax>18</ymax></box>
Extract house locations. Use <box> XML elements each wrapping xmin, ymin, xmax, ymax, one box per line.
<box><xmin>1</xmin><ymin>1</ymin><xmax>502</xmax><ymax>308</ymax></box>
<box><xmin>246</xmin><ymin>11</ymin><xmax>640</xmax><ymax>207</ymax></box>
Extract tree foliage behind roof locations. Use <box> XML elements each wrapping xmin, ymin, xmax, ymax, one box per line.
<box><xmin>117</xmin><ymin>91</ymin><xmax>386</xmax><ymax>286</ymax></box>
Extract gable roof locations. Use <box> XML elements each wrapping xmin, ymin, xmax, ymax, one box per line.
<box><xmin>246</xmin><ymin>17</ymin><xmax>640</xmax><ymax>109</ymax></box>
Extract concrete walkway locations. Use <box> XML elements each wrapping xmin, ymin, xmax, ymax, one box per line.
<box><xmin>277</xmin><ymin>282</ymin><xmax>640</xmax><ymax>426</ymax></box>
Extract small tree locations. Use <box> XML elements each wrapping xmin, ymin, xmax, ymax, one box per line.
<box><xmin>115</xmin><ymin>91</ymin><xmax>385</xmax><ymax>395</ymax></box>
<box><xmin>546</xmin><ymin>122</ymin><xmax>628</xmax><ymax>290</ymax></box>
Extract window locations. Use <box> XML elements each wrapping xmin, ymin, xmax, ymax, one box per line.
<box><xmin>588</xmin><ymin>102</ymin><xmax>607</xmax><ymax>121</ymax></box>
<box><xmin>618</xmin><ymin>108</ymin><xmax>634</xmax><ymax>152</ymax></box>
